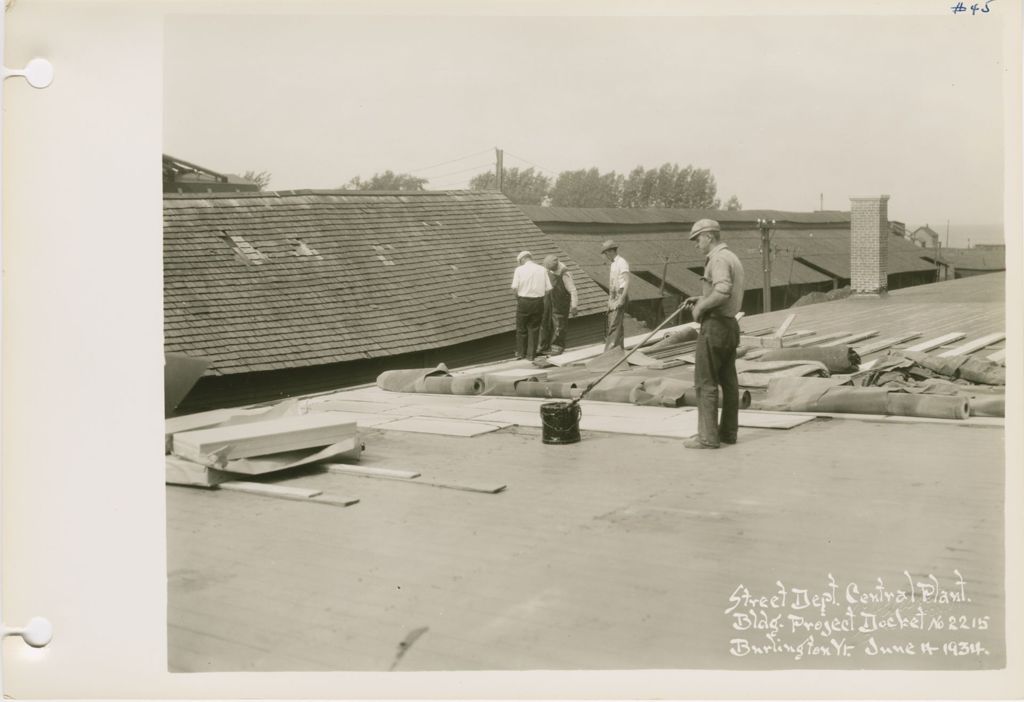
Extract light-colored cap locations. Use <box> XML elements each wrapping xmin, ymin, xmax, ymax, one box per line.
<box><xmin>517</xmin><ymin>250</ymin><xmax>532</xmax><ymax>263</ymax></box>
<box><xmin>600</xmin><ymin>239</ymin><xmax>618</xmax><ymax>253</ymax></box>
<box><xmin>689</xmin><ymin>218</ymin><xmax>721</xmax><ymax>240</ymax></box>
<box><xmin>542</xmin><ymin>254</ymin><xmax>558</xmax><ymax>270</ymax></box>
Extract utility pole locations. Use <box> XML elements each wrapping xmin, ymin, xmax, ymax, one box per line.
<box><xmin>660</xmin><ymin>256</ymin><xmax>669</xmax><ymax>319</ymax></box>
<box><xmin>819</xmin><ymin>193</ymin><xmax>823</xmax><ymax>211</ymax></box>
<box><xmin>495</xmin><ymin>147</ymin><xmax>504</xmax><ymax>192</ymax></box>
<box><xmin>945</xmin><ymin>219</ymin><xmax>950</xmax><ymax>248</ymax></box>
<box><xmin>757</xmin><ymin>218</ymin><xmax>775</xmax><ymax>313</ymax></box>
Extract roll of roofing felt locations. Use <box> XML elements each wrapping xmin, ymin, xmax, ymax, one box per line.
<box><xmin>418</xmin><ymin>376</ymin><xmax>455</xmax><ymax>394</ymax></box>
<box><xmin>968</xmin><ymin>394</ymin><xmax>1004</xmax><ymax>417</ymax></box>
<box><xmin>814</xmin><ymin>387</ymin><xmax>889</xmax><ymax>414</ymax></box>
<box><xmin>450</xmin><ymin>376</ymin><xmax>485</xmax><ymax>395</ymax></box>
<box><xmin>759</xmin><ymin>346</ymin><xmax>860</xmax><ymax>373</ymax></box>
<box><xmin>482</xmin><ymin>376</ymin><xmax>538</xmax><ymax>396</ymax></box>
<box><xmin>676</xmin><ymin>388</ymin><xmax>752</xmax><ymax>409</ymax></box>
<box><xmin>377</xmin><ymin>367</ymin><xmax>450</xmax><ymax>392</ymax></box>
<box><xmin>886</xmin><ymin>392</ymin><xmax>969</xmax><ymax>419</ymax></box>
<box><xmin>515</xmin><ymin>381</ymin><xmax>578</xmax><ymax>399</ymax></box>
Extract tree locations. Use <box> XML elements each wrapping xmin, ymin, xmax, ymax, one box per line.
<box><xmin>618</xmin><ymin>163</ymin><xmax>721</xmax><ymax>208</ymax></box>
<box><xmin>469</xmin><ymin>167</ymin><xmax>551</xmax><ymax>205</ymax></box>
<box><xmin>242</xmin><ymin>169</ymin><xmax>272</xmax><ymax>191</ymax></box>
<box><xmin>723</xmin><ymin>195</ymin><xmax>743</xmax><ymax>211</ymax></box>
<box><xmin>343</xmin><ymin>170</ymin><xmax>427</xmax><ymax>191</ymax></box>
<box><xmin>549</xmin><ymin>168</ymin><xmax>623</xmax><ymax>207</ymax></box>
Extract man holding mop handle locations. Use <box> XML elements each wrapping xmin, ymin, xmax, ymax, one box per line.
<box><xmin>682</xmin><ymin>219</ymin><xmax>745</xmax><ymax>449</ymax></box>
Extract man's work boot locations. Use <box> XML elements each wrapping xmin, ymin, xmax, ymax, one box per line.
<box><xmin>683</xmin><ymin>435</ymin><xmax>719</xmax><ymax>449</ymax></box>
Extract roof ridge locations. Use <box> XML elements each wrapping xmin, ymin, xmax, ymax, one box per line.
<box><xmin>164</xmin><ymin>189</ymin><xmax>496</xmax><ymax>201</ymax></box>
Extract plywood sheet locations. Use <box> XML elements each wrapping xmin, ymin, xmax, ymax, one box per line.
<box><xmin>736</xmin><ymin>411</ymin><xmax>817</xmax><ymax>429</ymax></box>
<box><xmin>472</xmin><ymin>398</ymin><xmax>547</xmax><ymax>412</ymax></box>
<box><xmin>303</xmin><ymin>399</ymin><xmax>401</xmax><ymax>414</ymax></box>
<box><xmin>473</xmin><ymin>410</ymin><xmax>543</xmax><ymax>427</ymax></box>
<box><xmin>380</xmin><ymin>404</ymin><xmax>499</xmax><ymax>420</ymax></box>
<box><xmin>373</xmin><ymin>417</ymin><xmax>511</xmax><ymax>437</ymax></box>
<box><xmin>296</xmin><ymin>410</ymin><xmax>397</xmax><ymax>428</ymax></box>
<box><xmin>579</xmin><ymin>402</ymin><xmax>690</xmax><ymax>420</ymax></box>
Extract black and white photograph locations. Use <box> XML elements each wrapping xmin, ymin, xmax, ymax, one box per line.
<box><xmin>2</xmin><ymin>0</ymin><xmax>1022</xmax><ymax>697</ymax></box>
<box><xmin>159</xmin><ymin>5</ymin><xmax>1012</xmax><ymax>673</ymax></box>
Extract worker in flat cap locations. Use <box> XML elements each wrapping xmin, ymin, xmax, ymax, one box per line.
<box><xmin>682</xmin><ymin>219</ymin><xmax>745</xmax><ymax>449</ymax></box>
<box><xmin>510</xmin><ymin>250</ymin><xmax>552</xmax><ymax>360</ymax></box>
<box><xmin>537</xmin><ymin>254</ymin><xmax>579</xmax><ymax>356</ymax></box>
<box><xmin>601</xmin><ymin>239</ymin><xmax>630</xmax><ymax>350</ymax></box>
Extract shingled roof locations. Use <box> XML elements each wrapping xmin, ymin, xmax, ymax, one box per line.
<box><xmin>164</xmin><ymin>190</ymin><xmax>607</xmax><ymax>375</ymax></box>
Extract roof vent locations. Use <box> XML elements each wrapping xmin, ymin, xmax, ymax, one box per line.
<box><xmin>220</xmin><ymin>230</ymin><xmax>268</xmax><ymax>265</ymax></box>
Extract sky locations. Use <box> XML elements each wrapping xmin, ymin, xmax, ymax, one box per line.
<box><xmin>163</xmin><ymin>9</ymin><xmax>1009</xmax><ymax>246</ymax></box>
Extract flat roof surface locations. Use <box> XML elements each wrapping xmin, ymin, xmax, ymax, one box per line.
<box><xmin>167</xmin><ymin>272</ymin><xmax>1007</xmax><ymax>671</ymax></box>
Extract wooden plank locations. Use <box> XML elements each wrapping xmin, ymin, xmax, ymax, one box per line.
<box><xmin>328</xmin><ymin>470</ymin><xmax>506</xmax><ymax>494</ymax></box>
<box><xmin>166</xmin><ymin>455</ymin><xmax>228</xmax><ymax>487</ymax></box>
<box><xmin>788</xmin><ymin>330</ymin><xmax>852</xmax><ymax>347</ymax></box>
<box><xmin>773</xmin><ymin>313</ymin><xmax>797</xmax><ymax>338</ymax></box>
<box><xmin>218</xmin><ymin>481</ymin><xmax>360</xmax><ymax>507</ymax></box>
<box><xmin>853</xmin><ymin>332</ymin><xmax>922</xmax><ymax>356</ymax></box>
<box><xmin>739</xmin><ymin>334</ymin><xmax>783</xmax><ymax>348</ymax></box>
<box><xmin>324</xmin><ymin>464</ymin><xmax>421</xmax><ymax>480</ymax></box>
<box><xmin>218</xmin><ymin>482</ymin><xmax>323</xmax><ymax>499</ymax></box>
<box><xmin>818</xmin><ymin>330</ymin><xmax>879</xmax><ymax>347</ymax></box>
<box><xmin>173</xmin><ymin>415</ymin><xmax>357</xmax><ymax>464</ymax></box>
<box><xmin>987</xmin><ymin>349</ymin><xmax>1006</xmax><ymax>363</ymax></box>
<box><xmin>903</xmin><ymin>332</ymin><xmax>967</xmax><ymax>353</ymax></box>
<box><xmin>308</xmin><ymin>494</ymin><xmax>361</xmax><ymax>507</ymax></box>
<box><xmin>938</xmin><ymin>332</ymin><xmax>1006</xmax><ymax>358</ymax></box>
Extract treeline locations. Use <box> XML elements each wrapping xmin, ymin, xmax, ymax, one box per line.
<box><xmin>470</xmin><ymin>163</ymin><xmax>740</xmax><ymax>210</ymax></box>
<box><xmin>326</xmin><ymin>162</ymin><xmax>741</xmax><ymax>210</ymax></box>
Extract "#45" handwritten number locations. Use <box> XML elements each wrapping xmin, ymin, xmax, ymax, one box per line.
<box><xmin>951</xmin><ymin>0</ymin><xmax>993</xmax><ymax>14</ymax></box>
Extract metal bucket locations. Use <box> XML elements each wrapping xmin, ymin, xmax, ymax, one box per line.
<box><xmin>540</xmin><ymin>401</ymin><xmax>582</xmax><ymax>445</ymax></box>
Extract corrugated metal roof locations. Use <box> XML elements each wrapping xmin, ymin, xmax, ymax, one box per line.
<box><xmin>927</xmin><ymin>247</ymin><xmax>1007</xmax><ymax>271</ymax></box>
<box><xmin>537</xmin><ymin>218</ymin><xmax>938</xmax><ymax>289</ymax></box>
<box><xmin>520</xmin><ymin>205</ymin><xmax>851</xmax><ymax>227</ymax></box>
<box><xmin>164</xmin><ymin>190</ymin><xmax>608</xmax><ymax>375</ymax></box>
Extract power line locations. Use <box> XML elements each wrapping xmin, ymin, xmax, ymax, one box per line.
<box><xmin>407</xmin><ymin>148</ymin><xmax>493</xmax><ymax>174</ymax></box>
<box><xmin>426</xmin><ymin>162</ymin><xmax>493</xmax><ymax>180</ymax></box>
<box><xmin>503</xmin><ymin>150</ymin><xmax>559</xmax><ymax>176</ymax></box>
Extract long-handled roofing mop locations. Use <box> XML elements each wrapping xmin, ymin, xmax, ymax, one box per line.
<box><xmin>539</xmin><ymin>299</ymin><xmax>695</xmax><ymax>444</ymax></box>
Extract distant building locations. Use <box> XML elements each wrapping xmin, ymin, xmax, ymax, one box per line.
<box><xmin>909</xmin><ymin>225</ymin><xmax>940</xmax><ymax>249</ymax></box>
<box><xmin>164</xmin><ymin>189</ymin><xmax>608</xmax><ymax>413</ymax></box>
<box><xmin>920</xmin><ymin>247</ymin><xmax>1006</xmax><ymax>279</ymax></box>
<box><xmin>521</xmin><ymin>203</ymin><xmax>937</xmax><ymax>319</ymax></box>
<box><xmin>163</xmin><ymin>154</ymin><xmax>260</xmax><ymax>194</ymax></box>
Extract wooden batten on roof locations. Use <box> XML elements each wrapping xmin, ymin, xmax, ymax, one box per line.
<box><xmin>164</xmin><ymin>190</ymin><xmax>608</xmax><ymax>377</ymax></box>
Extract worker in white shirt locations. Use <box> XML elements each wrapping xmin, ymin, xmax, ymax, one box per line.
<box><xmin>601</xmin><ymin>240</ymin><xmax>630</xmax><ymax>350</ymax></box>
<box><xmin>510</xmin><ymin>250</ymin><xmax>552</xmax><ymax>360</ymax></box>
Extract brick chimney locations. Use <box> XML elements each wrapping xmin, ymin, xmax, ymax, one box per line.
<box><xmin>849</xmin><ymin>195</ymin><xmax>890</xmax><ymax>295</ymax></box>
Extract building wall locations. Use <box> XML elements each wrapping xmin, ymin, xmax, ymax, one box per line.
<box><xmin>175</xmin><ymin>313</ymin><xmax>607</xmax><ymax>414</ymax></box>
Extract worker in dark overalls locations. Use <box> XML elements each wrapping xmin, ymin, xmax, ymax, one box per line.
<box><xmin>537</xmin><ymin>254</ymin><xmax>579</xmax><ymax>356</ymax></box>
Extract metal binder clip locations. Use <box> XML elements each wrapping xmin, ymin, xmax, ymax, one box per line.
<box><xmin>1</xmin><ymin>616</ymin><xmax>53</xmax><ymax>648</ymax></box>
<box><xmin>1</xmin><ymin>57</ymin><xmax>54</xmax><ymax>88</ymax></box>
